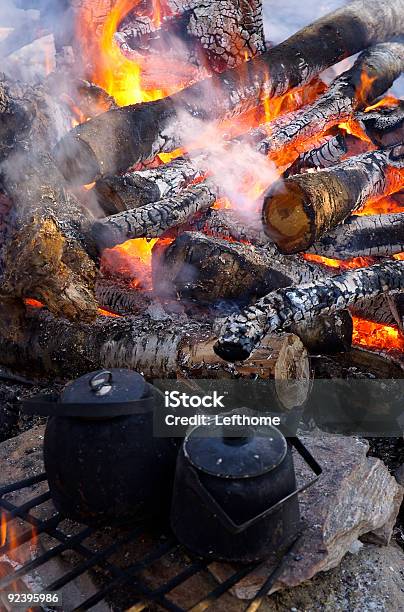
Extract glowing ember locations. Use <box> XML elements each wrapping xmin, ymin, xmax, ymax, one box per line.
<box><xmin>24</xmin><ymin>298</ymin><xmax>44</xmax><ymax>308</ymax></box>
<box><xmin>98</xmin><ymin>308</ymin><xmax>120</xmax><ymax>317</ymax></box>
<box><xmin>393</xmin><ymin>253</ymin><xmax>404</xmax><ymax>260</ymax></box>
<box><xmin>352</xmin><ymin>317</ymin><xmax>404</xmax><ymax>352</ymax></box>
<box><xmin>303</xmin><ymin>254</ymin><xmax>375</xmax><ymax>270</ymax></box>
<box><xmin>357</xmin><ymin>195</ymin><xmax>404</xmax><ymax>216</ymax></box>
<box><xmin>1</xmin><ymin>512</ymin><xmax>6</xmax><ymax>547</ymax></box>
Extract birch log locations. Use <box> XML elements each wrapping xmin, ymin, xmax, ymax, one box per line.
<box><xmin>262</xmin><ymin>144</ymin><xmax>404</xmax><ymax>254</ymax></box>
<box><xmin>0</xmin><ymin>307</ymin><xmax>310</xmax><ymax>397</ymax></box>
<box><xmin>54</xmin><ymin>0</ymin><xmax>404</xmax><ymax>184</ymax></box>
<box><xmin>214</xmin><ymin>260</ymin><xmax>404</xmax><ymax>361</ymax></box>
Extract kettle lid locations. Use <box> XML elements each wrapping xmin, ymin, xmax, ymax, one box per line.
<box><xmin>61</xmin><ymin>369</ymin><xmax>148</xmax><ymax>405</ymax></box>
<box><xmin>183</xmin><ymin>421</ymin><xmax>287</xmax><ymax>478</ymax></box>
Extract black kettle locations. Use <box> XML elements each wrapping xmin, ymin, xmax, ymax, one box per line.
<box><xmin>171</xmin><ymin>421</ymin><xmax>321</xmax><ymax>563</ymax></box>
<box><xmin>23</xmin><ymin>369</ymin><xmax>180</xmax><ymax>525</ymax></box>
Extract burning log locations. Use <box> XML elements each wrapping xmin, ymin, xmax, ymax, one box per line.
<box><xmin>284</xmin><ymin>134</ymin><xmax>370</xmax><ymax>176</ymax></box>
<box><xmin>95</xmin><ymin>278</ymin><xmax>152</xmax><ymax>315</ymax></box>
<box><xmin>307</xmin><ymin>213</ymin><xmax>404</xmax><ymax>259</ymax></box>
<box><xmin>356</xmin><ymin>101</ymin><xmax>404</xmax><ymax>147</ymax></box>
<box><xmin>0</xmin><ymin>307</ymin><xmax>310</xmax><ymax>398</ymax></box>
<box><xmin>290</xmin><ymin>310</ymin><xmax>353</xmax><ymax>354</ymax></box>
<box><xmin>350</xmin><ymin>294</ymin><xmax>401</xmax><ymax>327</ymax></box>
<box><xmin>54</xmin><ymin>0</ymin><xmax>404</xmax><ymax>183</ymax></box>
<box><xmin>153</xmin><ymin>231</ymin><xmax>327</xmax><ymax>302</ymax></box>
<box><xmin>214</xmin><ymin>260</ymin><xmax>404</xmax><ymax>361</ymax></box>
<box><xmin>0</xmin><ymin>154</ymin><xmax>98</xmax><ymax>335</ymax></box>
<box><xmin>95</xmin><ymin>157</ymin><xmax>204</xmax><ymax>215</ymax></box>
<box><xmin>252</xmin><ymin>41</ymin><xmax>404</xmax><ymax>159</ymax></box>
<box><xmin>117</xmin><ymin>0</ymin><xmax>265</xmax><ymax>72</ymax></box>
<box><xmin>92</xmin><ymin>180</ymin><xmax>218</xmax><ymax>250</ymax></box>
<box><xmin>262</xmin><ymin>144</ymin><xmax>404</xmax><ymax>254</ymax></box>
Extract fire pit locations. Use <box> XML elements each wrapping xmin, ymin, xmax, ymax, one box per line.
<box><xmin>0</xmin><ymin>0</ymin><xmax>403</xmax><ymax>609</ymax></box>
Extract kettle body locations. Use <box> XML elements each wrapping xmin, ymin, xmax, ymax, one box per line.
<box><xmin>171</xmin><ymin>422</ymin><xmax>300</xmax><ymax>563</ymax></box>
<box><xmin>24</xmin><ymin>369</ymin><xmax>180</xmax><ymax>525</ymax></box>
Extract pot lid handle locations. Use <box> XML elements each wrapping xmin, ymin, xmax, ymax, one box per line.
<box><xmin>89</xmin><ymin>370</ymin><xmax>113</xmax><ymax>396</ymax></box>
<box><xmin>185</xmin><ymin>436</ymin><xmax>322</xmax><ymax>535</ymax></box>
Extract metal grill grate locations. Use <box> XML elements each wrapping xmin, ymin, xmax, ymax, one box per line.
<box><xmin>0</xmin><ymin>473</ymin><xmax>297</xmax><ymax>612</ymax></box>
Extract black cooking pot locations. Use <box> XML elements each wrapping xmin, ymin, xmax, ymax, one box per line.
<box><xmin>171</xmin><ymin>421</ymin><xmax>321</xmax><ymax>563</ymax></box>
<box><xmin>23</xmin><ymin>369</ymin><xmax>180</xmax><ymax>525</ymax></box>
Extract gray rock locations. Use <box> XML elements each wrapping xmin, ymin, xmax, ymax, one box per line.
<box><xmin>259</xmin><ymin>543</ymin><xmax>404</xmax><ymax>612</ymax></box>
<box><xmin>211</xmin><ymin>433</ymin><xmax>403</xmax><ymax>599</ymax></box>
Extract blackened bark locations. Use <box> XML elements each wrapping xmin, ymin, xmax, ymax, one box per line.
<box><xmin>307</xmin><ymin>213</ymin><xmax>404</xmax><ymax>259</ymax></box>
<box><xmin>54</xmin><ymin>0</ymin><xmax>404</xmax><ymax>184</ymax></box>
<box><xmin>92</xmin><ymin>180</ymin><xmax>218</xmax><ymax>250</ymax></box>
<box><xmin>153</xmin><ymin>231</ymin><xmax>327</xmax><ymax>302</ymax></box>
<box><xmin>95</xmin><ymin>157</ymin><xmax>204</xmax><ymax>215</ymax></box>
<box><xmin>214</xmin><ymin>260</ymin><xmax>404</xmax><ymax>361</ymax></box>
<box><xmin>252</xmin><ymin>41</ymin><xmax>404</xmax><ymax>159</ymax></box>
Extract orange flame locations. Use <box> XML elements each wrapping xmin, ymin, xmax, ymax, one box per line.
<box><xmin>303</xmin><ymin>254</ymin><xmax>375</xmax><ymax>270</ymax></box>
<box><xmin>352</xmin><ymin>317</ymin><xmax>404</xmax><ymax>352</ymax></box>
<box><xmin>1</xmin><ymin>512</ymin><xmax>6</xmax><ymax>547</ymax></box>
<box><xmin>78</xmin><ymin>0</ymin><xmax>202</xmax><ymax>106</ymax></box>
<box><xmin>365</xmin><ymin>95</ymin><xmax>399</xmax><ymax>112</ymax></box>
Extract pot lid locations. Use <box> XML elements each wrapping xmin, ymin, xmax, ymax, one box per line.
<box><xmin>184</xmin><ymin>421</ymin><xmax>287</xmax><ymax>478</ymax></box>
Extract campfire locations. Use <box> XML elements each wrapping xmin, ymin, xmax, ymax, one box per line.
<box><xmin>0</xmin><ymin>0</ymin><xmax>403</xmax><ymax>609</ymax></box>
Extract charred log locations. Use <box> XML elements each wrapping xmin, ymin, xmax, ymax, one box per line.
<box><xmin>117</xmin><ymin>0</ymin><xmax>265</xmax><ymax>72</ymax></box>
<box><xmin>95</xmin><ymin>278</ymin><xmax>152</xmax><ymax>315</ymax></box>
<box><xmin>290</xmin><ymin>310</ymin><xmax>353</xmax><ymax>354</ymax></box>
<box><xmin>153</xmin><ymin>231</ymin><xmax>327</xmax><ymax>303</ymax></box>
<box><xmin>262</xmin><ymin>144</ymin><xmax>404</xmax><ymax>254</ymax></box>
<box><xmin>307</xmin><ymin>213</ymin><xmax>404</xmax><ymax>259</ymax></box>
<box><xmin>350</xmin><ymin>294</ymin><xmax>400</xmax><ymax>327</ymax></box>
<box><xmin>356</xmin><ymin>101</ymin><xmax>404</xmax><ymax>147</ymax></box>
<box><xmin>92</xmin><ymin>180</ymin><xmax>218</xmax><ymax>250</ymax></box>
<box><xmin>252</xmin><ymin>41</ymin><xmax>404</xmax><ymax>159</ymax></box>
<box><xmin>214</xmin><ymin>260</ymin><xmax>404</xmax><ymax>361</ymax></box>
<box><xmin>0</xmin><ymin>308</ymin><xmax>310</xmax><ymax>398</ymax></box>
<box><xmin>54</xmin><ymin>0</ymin><xmax>404</xmax><ymax>183</ymax></box>
<box><xmin>0</xmin><ymin>76</ymin><xmax>70</xmax><ymax>163</ymax></box>
<box><xmin>95</xmin><ymin>157</ymin><xmax>204</xmax><ymax>215</ymax></box>
<box><xmin>284</xmin><ymin>134</ymin><xmax>370</xmax><ymax>177</ymax></box>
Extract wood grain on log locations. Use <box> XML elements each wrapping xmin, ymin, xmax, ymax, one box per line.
<box><xmin>92</xmin><ymin>180</ymin><xmax>218</xmax><ymax>250</ymax></box>
<box><xmin>262</xmin><ymin>144</ymin><xmax>404</xmax><ymax>254</ymax></box>
<box><xmin>0</xmin><ymin>308</ymin><xmax>309</xmax><ymax>397</ymax></box>
<box><xmin>214</xmin><ymin>260</ymin><xmax>404</xmax><ymax>361</ymax></box>
<box><xmin>0</xmin><ymin>154</ymin><xmax>98</xmax><ymax>336</ymax></box>
<box><xmin>252</xmin><ymin>41</ymin><xmax>404</xmax><ymax>159</ymax></box>
<box><xmin>54</xmin><ymin>0</ymin><xmax>404</xmax><ymax>184</ymax></box>
<box><xmin>153</xmin><ymin>231</ymin><xmax>327</xmax><ymax>302</ymax></box>
<box><xmin>95</xmin><ymin>157</ymin><xmax>204</xmax><ymax>215</ymax></box>
<box><xmin>308</xmin><ymin>213</ymin><xmax>404</xmax><ymax>259</ymax></box>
